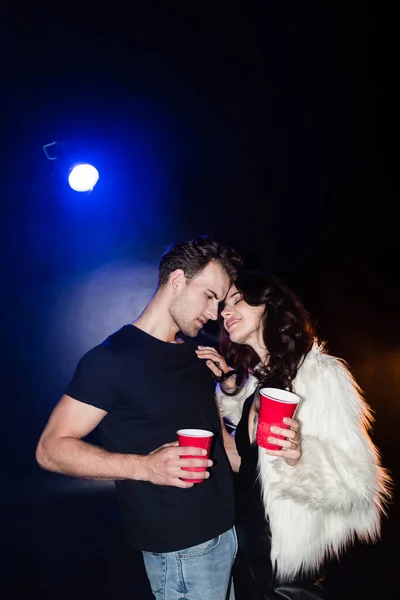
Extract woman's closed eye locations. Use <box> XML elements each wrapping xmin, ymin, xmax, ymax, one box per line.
<box><xmin>223</xmin><ymin>296</ymin><xmax>243</xmax><ymax>312</ymax></box>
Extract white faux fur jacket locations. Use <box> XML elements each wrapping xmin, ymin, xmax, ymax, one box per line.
<box><xmin>216</xmin><ymin>342</ymin><xmax>391</xmax><ymax>580</ymax></box>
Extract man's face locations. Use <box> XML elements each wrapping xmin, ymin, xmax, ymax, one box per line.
<box><xmin>170</xmin><ymin>261</ymin><xmax>231</xmax><ymax>337</ymax></box>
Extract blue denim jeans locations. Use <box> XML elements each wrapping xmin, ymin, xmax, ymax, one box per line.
<box><xmin>142</xmin><ymin>526</ymin><xmax>237</xmax><ymax>600</ymax></box>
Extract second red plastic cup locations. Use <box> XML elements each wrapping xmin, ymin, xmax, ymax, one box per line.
<box><xmin>177</xmin><ymin>428</ymin><xmax>214</xmax><ymax>483</ymax></box>
<box><xmin>256</xmin><ymin>388</ymin><xmax>300</xmax><ymax>450</ymax></box>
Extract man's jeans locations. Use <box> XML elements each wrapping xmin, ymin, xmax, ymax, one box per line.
<box><xmin>142</xmin><ymin>526</ymin><xmax>237</xmax><ymax>600</ymax></box>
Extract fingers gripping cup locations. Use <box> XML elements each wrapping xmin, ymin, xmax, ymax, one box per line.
<box><xmin>256</xmin><ymin>388</ymin><xmax>300</xmax><ymax>450</ymax></box>
<box><xmin>177</xmin><ymin>429</ymin><xmax>214</xmax><ymax>483</ymax></box>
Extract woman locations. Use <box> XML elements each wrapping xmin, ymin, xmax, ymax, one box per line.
<box><xmin>196</xmin><ymin>271</ymin><xmax>391</xmax><ymax>600</ymax></box>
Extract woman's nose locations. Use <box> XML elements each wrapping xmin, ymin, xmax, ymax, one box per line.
<box><xmin>221</xmin><ymin>306</ymin><xmax>229</xmax><ymax>318</ymax></box>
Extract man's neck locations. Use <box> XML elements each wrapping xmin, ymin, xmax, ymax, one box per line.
<box><xmin>133</xmin><ymin>294</ymin><xmax>179</xmax><ymax>343</ymax></box>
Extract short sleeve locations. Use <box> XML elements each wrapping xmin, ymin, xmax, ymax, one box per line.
<box><xmin>65</xmin><ymin>346</ymin><xmax>120</xmax><ymax>412</ymax></box>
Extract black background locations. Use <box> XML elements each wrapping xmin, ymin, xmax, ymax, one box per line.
<box><xmin>1</xmin><ymin>3</ymin><xmax>398</xmax><ymax>598</ymax></box>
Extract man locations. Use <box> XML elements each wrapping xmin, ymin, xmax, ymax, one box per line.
<box><xmin>36</xmin><ymin>235</ymin><xmax>242</xmax><ymax>600</ymax></box>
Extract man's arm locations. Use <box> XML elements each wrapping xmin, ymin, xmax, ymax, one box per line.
<box><xmin>36</xmin><ymin>395</ymin><xmax>211</xmax><ymax>488</ymax></box>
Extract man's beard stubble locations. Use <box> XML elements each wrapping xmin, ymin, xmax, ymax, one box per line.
<box><xmin>170</xmin><ymin>297</ymin><xmax>201</xmax><ymax>338</ymax></box>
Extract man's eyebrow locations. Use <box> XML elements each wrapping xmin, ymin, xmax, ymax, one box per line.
<box><xmin>207</xmin><ymin>289</ymin><xmax>220</xmax><ymax>300</ymax></box>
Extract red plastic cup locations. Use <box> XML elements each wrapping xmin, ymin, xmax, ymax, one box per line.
<box><xmin>177</xmin><ymin>428</ymin><xmax>214</xmax><ymax>483</ymax></box>
<box><xmin>256</xmin><ymin>388</ymin><xmax>300</xmax><ymax>450</ymax></box>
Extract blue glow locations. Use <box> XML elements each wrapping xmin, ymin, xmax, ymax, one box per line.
<box><xmin>68</xmin><ymin>163</ymin><xmax>100</xmax><ymax>192</ymax></box>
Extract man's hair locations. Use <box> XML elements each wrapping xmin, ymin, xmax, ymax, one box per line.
<box><xmin>158</xmin><ymin>235</ymin><xmax>242</xmax><ymax>287</ymax></box>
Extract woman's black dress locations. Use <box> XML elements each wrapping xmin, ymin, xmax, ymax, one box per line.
<box><xmin>232</xmin><ymin>393</ymin><xmax>324</xmax><ymax>600</ymax></box>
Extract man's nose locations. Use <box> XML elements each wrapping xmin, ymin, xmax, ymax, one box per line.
<box><xmin>206</xmin><ymin>306</ymin><xmax>218</xmax><ymax>321</ymax></box>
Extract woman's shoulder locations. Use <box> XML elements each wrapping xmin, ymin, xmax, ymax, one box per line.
<box><xmin>296</xmin><ymin>340</ymin><xmax>372</xmax><ymax>426</ymax></box>
<box><xmin>300</xmin><ymin>340</ymin><xmax>352</xmax><ymax>376</ymax></box>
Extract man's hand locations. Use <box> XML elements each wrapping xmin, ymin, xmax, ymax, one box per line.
<box><xmin>141</xmin><ymin>442</ymin><xmax>213</xmax><ymax>488</ymax></box>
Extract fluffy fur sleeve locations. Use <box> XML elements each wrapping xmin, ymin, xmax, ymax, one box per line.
<box><xmin>215</xmin><ymin>374</ymin><xmax>258</xmax><ymax>426</ymax></box>
<box><xmin>269</xmin><ymin>347</ymin><xmax>391</xmax><ymax>518</ymax></box>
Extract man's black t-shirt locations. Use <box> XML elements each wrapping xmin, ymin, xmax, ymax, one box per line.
<box><xmin>65</xmin><ymin>324</ymin><xmax>235</xmax><ymax>552</ymax></box>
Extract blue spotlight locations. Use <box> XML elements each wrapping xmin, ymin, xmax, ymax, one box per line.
<box><xmin>68</xmin><ymin>163</ymin><xmax>100</xmax><ymax>192</ymax></box>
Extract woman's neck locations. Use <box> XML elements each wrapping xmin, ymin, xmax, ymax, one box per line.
<box><xmin>248</xmin><ymin>335</ymin><xmax>268</xmax><ymax>366</ymax></box>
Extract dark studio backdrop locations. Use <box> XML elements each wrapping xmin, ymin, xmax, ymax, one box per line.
<box><xmin>0</xmin><ymin>3</ymin><xmax>398</xmax><ymax>599</ymax></box>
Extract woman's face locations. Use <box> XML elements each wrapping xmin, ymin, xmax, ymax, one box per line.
<box><xmin>221</xmin><ymin>284</ymin><xmax>265</xmax><ymax>347</ymax></box>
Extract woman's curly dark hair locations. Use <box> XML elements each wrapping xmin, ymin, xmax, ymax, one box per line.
<box><xmin>219</xmin><ymin>271</ymin><xmax>317</xmax><ymax>394</ymax></box>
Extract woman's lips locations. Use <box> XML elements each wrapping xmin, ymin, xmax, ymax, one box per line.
<box><xmin>226</xmin><ymin>318</ymin><xmax>240</xmax><ymax>331</ymax></box>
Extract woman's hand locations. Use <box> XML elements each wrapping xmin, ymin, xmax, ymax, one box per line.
<box><xmin>195</xmin><ymin>346</ymin><xmax>236</xmax><ymax>388</ymax></box>
<box><xmin>264</xmin><ymin>417</ymin><xmax>302</xmax><ymax>466</ymax></box>
<box><xmin>195</xmin><ymin>346</ymin><xmax>229</xmax><ymax>377</ymax></box>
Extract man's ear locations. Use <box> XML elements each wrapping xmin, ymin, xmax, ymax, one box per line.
<box><xmin>169</xmin><ymin>269</ymin><xmax>187</xmax><ymax>293</ymax></box>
